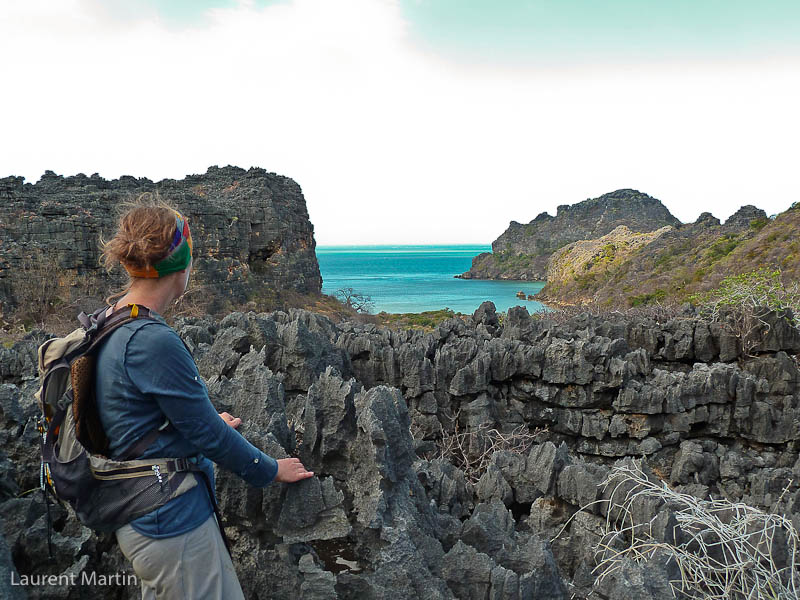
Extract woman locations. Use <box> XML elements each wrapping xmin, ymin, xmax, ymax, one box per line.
<box><xmin>96</xmin><ymin>196</ymin><xmax>313</xmax><ymax>599</ymax></box>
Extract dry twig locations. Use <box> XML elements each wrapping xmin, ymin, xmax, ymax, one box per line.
<box><xmin>592</xmin><ymin>461</ymin><xmax>800</xmax><ymax>600</ymax></box>
<box><xmin>435</xmin><ymin>410</ymin><xmax>541</xmax><ymax>484</ymax></box>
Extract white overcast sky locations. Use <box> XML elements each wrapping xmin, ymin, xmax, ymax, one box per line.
<box><xmin>1</xmin><ymin>0</ymin><xmax>799</xmax><ymax>245</ymax></box>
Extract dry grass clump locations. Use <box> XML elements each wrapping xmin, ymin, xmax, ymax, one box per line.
<box><xmin>376</xmin><ymin>309</ymin><xmax>467</xmax><ymax>332</ymax></box>
<box><xmin>169</xmin><ymin>284</ymin><xmax>360</xmax><ymax>324</ymax></box>
<box><xmin>428</xmin><ymin>410</ymin><xmax>542</xmax><ymax>484</ymax></box>
<box><xmin>593</xmin><ymin>461</ymin><xmax>799</xmax><ymax>600</ymax></box>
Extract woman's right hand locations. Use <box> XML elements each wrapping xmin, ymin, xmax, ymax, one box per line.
<box><xmin>275</xmin><ymin>458</ymin><xmax>314</xmax><ymax>483</ymax></box>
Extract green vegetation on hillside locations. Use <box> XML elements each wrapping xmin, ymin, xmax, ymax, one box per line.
<box><xmin>494</xmin><ymin>251</ymin><xmax>537</xmax><ymax>269</ymax></box>
<box><xmin>628</xmin><ymin>289</ymin><xmax>667</xmax><ymax>307</ymax></box>
<box><xmin>690</xmin><ymin>267</ymin><xmax>800</xmax><ymax>327</ymax></box>
<box><xmin>687</xmin><ymin>267</ymin><xmax>800</xmax><ymax>356</ymax></box>
<box><xmin>536</xmin><ymin>202</ymin><xmax>800</xmax><ymax>310</ymax></box>
<box><xmin>705</xmin><ymin>233</ymin><xmax>743</xmax><ymax>263</ymax></box>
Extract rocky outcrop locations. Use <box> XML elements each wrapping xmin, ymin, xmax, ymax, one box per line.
<box><xmin>1</xmin><ymin>303</ymin><xmax>798</xmax><ymax>598</ymax></box>
<box><xmin>535</xmin><ymin>203</ymin><xmax>781</xmax><ymax>308</ymax></box>
<box><xmin>459</xmin><ymin>189</ymin><xmax>681</xmax><ymax>281</ymax></box>
<box><xmin>722</xmin><ymin>204</ymin><xmax>766</xmax><ymax>229</ymax></box>
<box><xmin>458</xmin><ymin>189</ymin><xmax>797</xmax><ymax>313</ymax></box>
<box><xmin>0</xmin><ymin>166</ymin><xmax>322</xmax><ymax>313</ymax></box>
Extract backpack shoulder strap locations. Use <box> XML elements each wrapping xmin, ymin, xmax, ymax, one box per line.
<box><xmin>70</xmin><ymin>304</ymin><xmax>157</xmax><ymax>455</ymax></box>
<box><xmin>85</xmin><ymin>304</ymin><xmax>155</xmax><ymax>353</ymax></box>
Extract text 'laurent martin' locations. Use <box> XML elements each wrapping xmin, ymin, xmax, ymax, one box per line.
<box><xmin>10</xmin><ymin>570</ymin><xmax>139</xmax><ymax>587</ymax></box>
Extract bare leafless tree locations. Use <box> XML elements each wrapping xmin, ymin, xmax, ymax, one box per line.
<box><xmin>335</xmin><ymin>287</ymin><xmax>375</xmax><ymax>313</ymax></box>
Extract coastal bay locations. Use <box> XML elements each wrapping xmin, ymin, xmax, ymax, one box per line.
<box><xmin>318</xmin><ymin>245</ymin><xmax>551</xmax><ymax>314</ymax></box>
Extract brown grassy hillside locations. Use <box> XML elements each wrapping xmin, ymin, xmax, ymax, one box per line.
<box><xmin>535</xmin><ymin>203</ymin><xmax>799</xmax><ymax>308</ymax></box>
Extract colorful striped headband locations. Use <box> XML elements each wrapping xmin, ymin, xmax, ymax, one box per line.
<box><xmin>125</xmin><ymin>211</ymin><xmax>193</xmax><ymax>278</ymax></box>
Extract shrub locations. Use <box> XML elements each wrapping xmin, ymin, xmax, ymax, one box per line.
<box><xmin>6</xmin><ymin>248</ymin><xmax>100</xmax><ymax>329</ymax></box>
<box><xmin>335</xmin><ymin>287</ymin><xmax>375</xmax><ymax>313</ymax></box>
<box><xmin>628</xmin><ymin>289</ymin><xmax>667</xmax><ymax>307</ymax></box>
<box><xmin>378</xmin><ymin>309</ymin><xmax>458</xmax><ymax>331</ymax></box>
<box><xmin>705</xmin><ymin>233</ymin><xmax>741</xmax><ymax>262</ymax></box>
<box><xmin>653</xmin><ymin>253</ymin><xmax>673</xmax><ymax>270</ymax></box>
<box><xmin>689</xmin><ymin>267</ymin><xmax>799</xmax><ymax>326</ymax></box>
<box><xmin>495</xmin><ymin>251</ymin><xmax>536</xmax><ymax>270</ymax></box>
<box><xmin>535</xmin><ymin>299</ymin><xmax>685</xmax><ymax>326</ymax></box>
<box><xmin>575</xmin><ymin>272</ymin><xmax>598</xmax><ymax>290</ymax></box>
<box><xmin>691</xmin><ymin>267</ymin><xmax>707</xmax><ymax>283</ymax></box>
<box><xmin>426</xmin><ymin>410</ymin><xmax>543</xmax><ymax>484</ymax></box>
<box><xmin>689</xmin><ymin>267</ymin><xmax>800</xmax><ymax>355</ymax></box>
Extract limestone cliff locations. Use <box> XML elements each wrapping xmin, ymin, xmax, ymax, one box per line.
<box><xmin>459</xmin><ymin>189</ymin><xmax>681</xmax><ymax>280</ymax></box>
<box><xmin>0</xmin><ymin>166</ymin><xmax>322</xmax><ymax>313</ymax></box>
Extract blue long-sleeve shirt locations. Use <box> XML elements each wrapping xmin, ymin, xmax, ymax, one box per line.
<box><xmin>95</xmin><ymin>312</ymin><xmax>278</xmax><ymax>538</ymax></box>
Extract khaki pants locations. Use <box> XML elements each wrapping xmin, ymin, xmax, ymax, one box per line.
<box><xmin>115</xmin><ymin>515</ymin><xmax>245</xmax><ymax>600</ymax></box>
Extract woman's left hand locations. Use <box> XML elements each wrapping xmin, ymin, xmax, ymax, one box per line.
<box><xmin>218</xmin><ymin>412</ymin><xmax>242</xmax><ymax>429</ymax></box>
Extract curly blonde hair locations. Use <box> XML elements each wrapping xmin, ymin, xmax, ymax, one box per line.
<box><xmin>100</xmin><ymin>192</ymin><xmax>183</xmax><ymax>304</ymax></box>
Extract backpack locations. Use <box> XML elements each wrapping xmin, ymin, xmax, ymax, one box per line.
<box><xmin>35</xmin><ymin>304</ymin><xmax>204</xmax><ymax>542</ymax></box>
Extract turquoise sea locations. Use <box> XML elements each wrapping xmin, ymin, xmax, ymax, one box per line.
<box><xmin>317</xmin><ymin>245</ymin><xmax>553</xmax><ymax>315</ymax></box>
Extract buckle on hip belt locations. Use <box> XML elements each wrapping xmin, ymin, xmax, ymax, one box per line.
<box><xmin>171</xmin><ymin>458</ymin><xmax>191</xmax><ymax>472</ymax></box>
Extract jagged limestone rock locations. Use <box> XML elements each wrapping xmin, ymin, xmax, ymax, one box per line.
<box><xmin>1</xmin><ymin>307</ymin><xmax>799</xmax><ymax>598</ymax></box>
<box><xmin>0</xmin><ymin>166</ymin><xmax>322</xmax><ymax>311</ymax></box>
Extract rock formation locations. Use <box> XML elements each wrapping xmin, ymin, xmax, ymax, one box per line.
<box><xmin>543</xmin><ymin>224</ymin><xmax>673</xmax><ymax>296</ymax></box>
<box><xmin>457</xmin><ymin>189</ymin><xmax>800</xmax><ymax>312</ymax></box>
<box><xmin>459</xmin><ymin>189</ymin><xmax>681</xmax><ymax>281</ymax></box>
<box><xmin>0</xmin><ymin>167</ymin><xmax>322</xmax><ymax>314</ymax></box>
<box><xmin>1</xmin><ymin>302</ymin><xmax>799</xmax><ymax>598</ymax></box>
<box><xmin>534</xmin><ymin>203</ymin><xmax>793</xmax><ymax>308</ymax></box>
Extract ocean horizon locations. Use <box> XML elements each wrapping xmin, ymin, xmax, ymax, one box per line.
<box><xmin>317</xmin><ymin>244</ymin><xmax>553</xmax><ymax>315</ymax></box>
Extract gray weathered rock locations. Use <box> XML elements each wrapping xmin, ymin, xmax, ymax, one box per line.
<box><xmin>302</xmin><ymin>367</ymin><xmax>360</xmax><ymax>479</ymax></box>
<box><xmin>0</xmin><ymin>531</ymin><xmax>26</xmax><ymax>600</ymax></box>
<box><xmin>592</xmin><ymin>552</ymin><xmax>677</xmax><ymax>600</ymax></box>
<box><xmin>297</xmin><ymin>553</ymin><xmax>338</xmax><ymax>600</ymax></box>
<box><xmin>1</xmin><ymin>303</ymin><xmax>798</xmax><ymax>598</ymax></box>
<box><xmin>523</xmin><ymin>442</ymin><xmax>572</xmax><ymax>499</ymax></box>
<box><xmin>0</xmin><ymin>167</ymin><xmax>322</xmax><ymax>311</ymax></box>
<box><xmin>441</xmin><ymin>540</ymin><xmax>496</xmax><ymax>600</ymax></box>
<box><xmin>461</xmin><ymin>499</ymin><xmax>516</xmax><ymax>556</ymax></box>
<box><xmin>557</xmin><ymin>462</ymin><xmax>609</xmax><ymax>512</ymax></box>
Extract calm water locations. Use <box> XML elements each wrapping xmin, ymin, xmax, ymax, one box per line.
<box><xmin>317</xmin><ymin>245</ymin><xmax>553</xmax><ymax>315</ymax></box>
